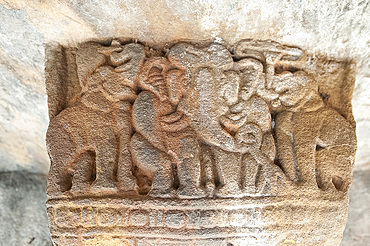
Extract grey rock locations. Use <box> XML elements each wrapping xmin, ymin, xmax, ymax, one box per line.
<box><xmin>342</xmin><ymin>169</ymin><xmax>370</xmax><ymax>245</ymax></box>
<box><xmin>0</xmin><ymin>172</ymin><xmax>52</xmax><ymax>246</ymax></box>
<box><xmin>0</xmin><ymin>5</ymin><xmax>49</xmax><ymax>174</ymax></box>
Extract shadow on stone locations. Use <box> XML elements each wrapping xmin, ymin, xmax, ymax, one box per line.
<box><xmin>0</xmin><ymin>171</ymin><xmax>52</xmax><ymax>246</ymax></box>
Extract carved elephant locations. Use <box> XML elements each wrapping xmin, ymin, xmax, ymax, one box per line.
<box><xmin>46</xmin><ymin>43</ymin><xmax>144</xmax><ymax>196</ymax></box>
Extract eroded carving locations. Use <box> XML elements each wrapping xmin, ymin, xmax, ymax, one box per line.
<box><xmin>131</xmin><ymin>57</ymin><xmax>204</xmax><ymax>198</ymax></box>
<box><xmin>46</xmin><ymin>39</ymin><xmax>357</xmax><ymax>245</ymax></box>
<box><xmin>47</xmin><ymin>41</ymin><xmax>144</xmax><ymax>196</ymax></box>
<box><xmin>169</xmin><ymin>43</ymin><xmax>284</xmax><ymax>197</ymax></box>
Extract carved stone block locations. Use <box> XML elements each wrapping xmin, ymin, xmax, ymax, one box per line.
<box><xmin>46</xmin><ymin>39</ymin><xmax>356</xmax><ymax>245</ymax></box>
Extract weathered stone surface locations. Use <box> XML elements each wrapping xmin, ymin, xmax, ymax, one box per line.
<box><xmin>0</xmin><ymin>4</ymin><xmax>49</xmax><ymax>174</ymax></box>
<box><xmin>1</xmin><ymin>170</ymin><xmax>367</xmax><ymax>246</ymax></box>
<box><xmin>0</xmin><ymin>1</ymin><xmax>369</xmax><ymax>245</ymax></box>
<box><xmin>48</xmin><ymin>195</ymin><xmax>350</xmax><ymax>245</ymax></box>
<box><xmin>342</xmin><ymin>169</ymin><xmax>370</xmax><ymax>246</ymax></box>
<box><xmin>1</xmin><ymin>0</ymin><xmax>369</xmax><ymax>171</ymax></box>
<box><xmin>45</xmin><ymin>40</ymin><xmax>356</xmax><ymax>245</ymax></box>
<box><xmin>0</xmin><ymin>172</ymin><xmax>51</xmax><ymax>246</ymax></box>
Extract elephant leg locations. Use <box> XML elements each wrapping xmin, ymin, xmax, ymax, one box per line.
<box><xmin>150</xmin><ymin>156</ymin><xmax>175</xmax><ymax>198</ymax></box>
<box><xmin>46</xmin><ymin>122</ymin><xmax>76</xmax><ymax>196</ymax></box>
<box><xmin>92</xmin><ymin>137</ymin><xmax>117</xmax><ymax>191</ymax></box>
<box><xmin>242</xmin><ymin>153</ymin><xmax>263</xmax><ymax>195</ymax></box>
<box><xmin>117</xmin><ymin>125</ymin><xmax>136</xmax><ymax>193</ymax></box>
<box><xmin>315</xmin><ymin>147</ymin><xmax>354</xmax><ymax>192</ymax></box>
<box><xmin>200</xmin><ymin>143</ymin><xmax>216</xmax><ymax>196</ymax></box>
<box><xmin>213</xmin><ymin>147</ymin><xmax>243</xmax><ymax>198</ymax></box>
<box><xmin>131</xmin><ymin>133</ymin><xmax>174</xmax><ymax>197</ymax></box>
<box><xmin>250</xmin><ymin>147</ymin><xmax>281</xmax><ymax>196</ymax></box>
<box><xmin>176</xmin><ymin>136</ymin><xmax>206</xmax><ymax>198</ymax></box>
<box><xmin>47</xmin><ymin>160</ymin><xmax>73</xmax><ymax>196</ymax></box>
<box><xmin>70</xmin><ymin>149</ymin><xmax>96</xmax><ymax>194</ymax></box>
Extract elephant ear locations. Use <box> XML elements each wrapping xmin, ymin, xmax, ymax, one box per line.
<box><xmin>77</xmin><ymin>42</ymin><xmax>106</xmax><ymax>88</ymax></box>
<box><xmin>168</xmin><ymin>43</ymin><xmax>206</xmax><ymax>67</ymax></box>
<box><xmin>132</xmin><ymin>91</ymin><xmax>166</xmax><ymax>152</ymax></box>
<box><xmin>206</xmin><ymin>43</ymin><xmax>233</xmax><ymax>70</ymax></box>
<box><xmin>314</xmin><ymin>108</ymin><xmax>356</xmax><ymax>192</ymax></box>
<box><xmin>169</xmin><ymin>43</ymin><xmax>241</xmax><ymax>152</ymax></box>
<box><xmin>110</xmin><ymin>43</ymin><xmax>145</xmax><ymax>87</ymax></box>
<box><xmin>185</xmin><ymin>67</ymin><xmax>238</xmax><ymax>151</ymax></box>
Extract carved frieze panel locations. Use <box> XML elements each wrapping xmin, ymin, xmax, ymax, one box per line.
<box><xmin>45</xmin><ymin>39</ymin><xmax>356</xmax><ymax>245</ymax></box>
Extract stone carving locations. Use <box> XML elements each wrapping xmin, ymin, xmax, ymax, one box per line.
<box><xmin>46</xmin><ymin>39</ymin><xmax>356</xmax><ymax>245</ymax></box>
<box><xmin>169</xmin><ymin>43</ymin><xmax>282</xmax><ymax>197</ymax></box>
<box><xmin>47</xmin><ymin>41</ymin><xmax>144</xmax><ymax>196</ymax></box>
<box><xmin>131</xmin><ymin>57</ymin><xmax>205</xmax><ymax>198</ymax></box>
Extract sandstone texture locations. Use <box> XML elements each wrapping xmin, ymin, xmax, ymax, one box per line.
<box><xmin>0</xmin><ymin>0</ymin><xmax>369</xmax><ymax>173</ymax></box>
<box><xmin>45</xmin><ymin>40</ymin><xmax>356</xmax><ymax>245</ymax></box>
<box><xmin>0</xmin><ymin>0</ymin><xmax>369</xmax><ymax>245</ymax></box>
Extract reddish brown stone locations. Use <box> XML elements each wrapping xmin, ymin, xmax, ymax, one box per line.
<box><xmin>46</xmin><ymin>40</ymin><xmax>356</xmax><ymax>245</ymax></box>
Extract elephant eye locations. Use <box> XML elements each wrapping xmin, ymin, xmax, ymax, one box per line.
<box><xmin>242</xmin><ymin>86</ymin><xmax>249</xmax><ymax>92</ymax></box>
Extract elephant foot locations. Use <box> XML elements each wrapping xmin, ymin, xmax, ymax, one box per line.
<box><xmin>117</xmin><ymin>181</ymin><xmax>136</xmax><ymax>193</ymax></box>
<box><xmin>215</xmin><ymin>184</ymin><xmax>243</xmax><ymax>198</ymax></box>
<box><xmin>177</xmin><ymin>186</ymin><xmax>206</xmax><ymax>199</ymax></box>
<box><xmin>149</xmin><ymin>187</ymin><xmax>176</xmax><ymax>198</ymax></box>
<box><xmin>70</xmin><ymin>185</ymin><xmax>90</xmax><ymax>196</ymax></box>
<box><xmin>205</xmin><ymin>182</ymin><xmax>216</xmax><ymax>197</ymax></box>
<box><xmin>91</xmin><ymin>180</ymin><xmax>117</xmax><ymax>194</ymax></box>
<box><xmin>256</xmin><ymin>182</ymin><xmax>277</xmax><ymax>197</ymax></box>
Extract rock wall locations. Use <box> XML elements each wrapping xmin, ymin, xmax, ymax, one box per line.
<box><xmin>0</xmin><ymin>0</ymin><xmax>369</xmax><ymax>245</ymax></box>
<box><xmin>44</xmin><ymin>40</ymin><xmax>357</xmax><ymax>245</ymax></box>
<box><xmin>0</xmin><ymin>172</ymin><xmax>51</xmax><ymax>245</ymax></box>
<box><xmin>0</xmin><ymin>0</ymin><xmax>369</xmax><ymax>173</ymax></box>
